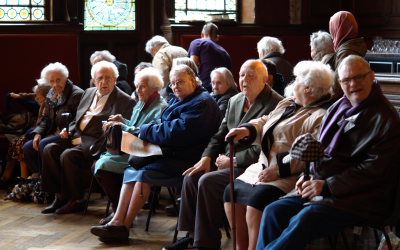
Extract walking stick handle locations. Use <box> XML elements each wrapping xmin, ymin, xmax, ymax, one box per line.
<box><xmin>226</xmin><ymin>136</ymin><xmax>235</xmax><ymax>145</ymax></box>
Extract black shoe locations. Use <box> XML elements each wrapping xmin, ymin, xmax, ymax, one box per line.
<box><xmin>163</xmin><ymin>232</ymin><xmax>194</xmax><ymax>250</ymax></box>
<box><xmin>164</xmin><ymin>200</ymin><xmax>180</xmax><ymax>216</ymax></box>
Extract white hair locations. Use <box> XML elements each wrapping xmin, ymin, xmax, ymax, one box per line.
<box><xmin>210</xmin><ymin>67</ymin><xmax>237</xmax><ymax>88</ymax></box>
<box><xmin>135</xmin><ymin>67</ymin><xmax>164</xmax><ymax>92</ymax></box>
<box><xmin>293</xmin><ymin>60</ymin><xmax>333</xmax><ymax>99</ymax></box>
<box><xmin>257</xmin><ymin>37</ymin><xmax>285</xmax><ymax>55</ymax></box>
<box><xmin>90</xmin><ymin>50</ymin><xmax>116</xmax><ymax>65</ymax></box>
<box><xmin>284</xmin><ymin>80</ymin><xmax>295</xmax><ymax>98</ymax></box>
<box><xmin>170</xmin><ymin>64</ymin><xmax>202</xmax><ymax>87</ymax></box>
<box><xmin>310</xmin><ymin>31</ymin><xmax>334</xmax><ymax>54</ymax></box>
<box><xmin>91</xmin><ymin>61</ymin><xmax>119</xmax><ymax>79</ymax></box>
<box><xmin>33</xmin><ymin>78</ymin><xmax>51</xmax><ymax>94</ymax></box>
<box><xmin>338</xmin><ymin>55</ymin><xmax>371</xmax><ymax>76</ymax></box>
<box><xmin>145</xmin><ymin>36</ymin><xmax>169</xmax><ymax>54</ymax></box>
<box><xmin>41</xmin><ymin>62</ymin><xmax>69</xmax><ymax>80</ymax></box>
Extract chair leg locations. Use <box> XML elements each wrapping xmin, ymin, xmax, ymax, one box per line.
<box><xmin>105</xmin><ymin>200</ymin><xmax>111</xmax><ymax>217</ymax></box>
<box><xmin>328</xmin><ymin>232</ymin><xmax>339</xmax><ymax>250</ymax></box>
<box><xmin>351</xmin><ymin>227</ymin><xmax>362</xmax><ymax>250</ymax></box>
<box><xmin>340</xmin><ymin>230</ymin><xmax>350</xmax><ymax>250</ymax></box>
<box><xmin>373</xmin><ymin>229</ymin><xmax>380</xmax><ymax>246</ymax></box>
<box><xmin>173</xmin><ymin>217</ymin><xmax>179</xmax><ymax>243</ymax></box>
<box><xmin>144</xmin><ymin>186</ymin><xmax>158</xmax><ymax>231</ymax></box>
<box><xmin>167</xmin><ymin>187</ymin><xmax>179</xmax><ymax>215</ymax></box>
<box><xmin>84</xmin><ymin>175</ymin><xmax>94</xmax><ymax>214</ymax></box>
<box><xmin>221</xmin><ymin>210</ymin><xmax>231</xmax><ymax>238</ymax></box>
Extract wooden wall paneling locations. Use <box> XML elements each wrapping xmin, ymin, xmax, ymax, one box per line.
<box><xmin>254</xmin><ymin>0</ymin><xmax>290</xmax><ymax>25</ymax></box>
<box><xmin>386</xmin><ymin>0</ymin><xmax>400</xmax><ymax>25</ymax></box>
<box><xmin>352</xmin><ymin>0</ymin><xmax>388</xmax><ymax>25</ymax></box>
<box><xmin>114</xmin><ymin>43</ymin><xmax>140</xmax><ymax>89</ymax></box>
<box><xmin>301</xmin><ymin>0</ymin><xmax>341</xmax><ymax>24</ymax></box>
<box><xmin>81</xmin><ymin>43</ymin><xmax>108</xmax><ymax>89</ymax></box>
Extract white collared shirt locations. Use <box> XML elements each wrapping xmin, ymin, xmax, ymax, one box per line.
<box><xmin>71</xmin><ymin>90</ymin><xmax>112</xmax><ymax>145</ymax></box>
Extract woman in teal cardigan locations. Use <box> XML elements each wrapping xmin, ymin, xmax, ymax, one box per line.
<box><xmin>91</xmin><ymin>67</ymin><xmax>168</xmax><ymax>224</ymax></box>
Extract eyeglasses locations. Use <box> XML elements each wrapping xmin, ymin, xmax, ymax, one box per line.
<box><xmin>339</xmin><ymin>71</ymin><xmax>371</xmax><ymax>86</ymax></box>
<box><xmin>95</xmin><ymin>76</ymin><xmax>114</xmax><ymax>83</ymax></box>
<box><xmin>169</xmin><ymin>80</ymin><xmax>186</xmax><ymax>88</ymax></box>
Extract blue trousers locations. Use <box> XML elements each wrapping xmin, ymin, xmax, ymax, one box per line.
<box><xmin>23</xmin><ymin>135</ymin><xmax>62</xmax><ymax>175</ymax></box>
<box><xmin>256</xmin><ymin>197</ymin><xmax>363</xmax><ymax>250</ymax></box>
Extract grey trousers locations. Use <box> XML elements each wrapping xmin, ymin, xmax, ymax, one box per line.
<box><xmin>178</xmin><ymin>167</ymin><xmax>238</xmax><ymax>249</ymax></box>
<box><xmin>42</xmin><ymin>140</ymin><xmax>89</xmax><ymax>201</ymax></box>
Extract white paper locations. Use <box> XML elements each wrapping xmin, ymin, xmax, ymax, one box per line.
<box><xmin>121</xmin><ymin>131</ymin><xmax>163</xmax><ymax>157</ymax></box>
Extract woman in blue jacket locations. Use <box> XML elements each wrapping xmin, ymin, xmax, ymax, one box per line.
<box><xmin>90</xmin><ymin>65</ymin><xmax>223</xmax><ymax>242</ymax></box>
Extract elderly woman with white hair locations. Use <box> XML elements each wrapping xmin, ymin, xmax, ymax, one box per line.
<box><xmin>145</xmin><ymin>35</ymin><xmax>187</xmax><ymax>89</ymax></box>
<box><xmin>258</xmin><ymin>36</ymin><xmax>294</xmax><ymax>85</ymax></box>
<box><xmin>210</xmin><ymin>67</ymin><xmax>238</xmax><ymax>117</ymax></box>
<box><xmin>90</xmin><ymin>64</ymin><xmax>223</xmax><ymax>242</ymax></box>
<box><xmin>91</xmin><ymin>67</ymin><xmax>168</xmax><ymax>225</ymax></box>
<box><xmin>223</xmin><ymin>61</ymin><xmax>334</xmax><ymax>250</ymax></box>
<box><xmin>310</xmin><ymin>31</ymin><xmax>335</xmax><ymax>63</ymax></box>
<box><xmin>23</xmin><ymin>62</ymin><xmax>83</xmax><ymax>176</ymax></box>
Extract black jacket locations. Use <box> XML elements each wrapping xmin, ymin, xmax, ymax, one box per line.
<box><xmin>263</xmin><ymin>52</ymin><xmax>294</xmax><ymax>86</ymax></box>
<box><xmin>210</xmin><ymin>87</ymin><xmax>238</xmax><ymax>117</ymax></box>
<box><xmin>31</xmin><ymin>80</ymin><xmax>83</xmax><ymax>138</ymax></box>
<box><xmin>311</xmin><ymin>96</ymin><xmax>400</xmax><ymax>221</ymax></box>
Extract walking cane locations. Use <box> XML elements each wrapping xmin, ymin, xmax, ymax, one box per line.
<box><xmin>303</xmin><ymin>162</ymin><xmax>310</xmax><ymax>203</ymax></box>
<box><xmin>61</xmin><ymin>113</ymin><xmax>71</xmax><ymax>149</ymax></box>
<box><xmin>226</xmin><ymin>136</ymin><xmax>236</xmax><ymax>250</ymax></box>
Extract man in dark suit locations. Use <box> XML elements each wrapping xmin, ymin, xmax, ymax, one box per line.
<box><xmin>164</xmin><ymin>60</ymin><xmax>283</xmax><ymax>250</ymax></box>
<box><xmin>41</xmin><ymin>61</ymin><xmax>136</xmax><ymax>214</ymax></box>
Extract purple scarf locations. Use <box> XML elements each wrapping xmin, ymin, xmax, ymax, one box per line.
<box><xmin>318</xmin><ymin>80</ymin><xmax>383</xmax><ymax>157</ymax></box>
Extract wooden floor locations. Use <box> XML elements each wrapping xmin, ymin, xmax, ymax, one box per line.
<box><xmin>0</xmin><ymin>188</ymin><xmax>386</xmax><ymax>250</ymax></box>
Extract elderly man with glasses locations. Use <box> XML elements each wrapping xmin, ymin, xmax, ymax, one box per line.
<box><xmin>41</xmin><ymin>61</ymin><xmax>136</xmax><ymax>214</ymax></box>
<box><xmin>255</xmin><ymin>55</ymin><xmax>400</xmax><ymax>250</ymax></box>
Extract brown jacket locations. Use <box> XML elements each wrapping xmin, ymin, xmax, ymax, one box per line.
<box><xmin>68</xmin><ymin>86</ymin><xmax>136</xmax><ymax>160</ymax></box>
<box><xmin>327</xmin><ymin>37</ymin><xmax>367</xmax><ymax>98</ymax></box>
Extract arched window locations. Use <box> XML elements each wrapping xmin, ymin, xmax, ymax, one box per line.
<box><xmin>0</xmin><ymin>0</ymin><xmax>45</xmax><ymax>21</ymax></box>
<box><xmin>84</xmin><ymin>0</ymin><xmax>135</xmax><ymax>31</ymax></box>
<box><xmin>175</xmin><ymin>0</ymin><xmax>237</xmax><ymax>22</ymax></box>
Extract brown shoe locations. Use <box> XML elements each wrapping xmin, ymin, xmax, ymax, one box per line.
<box><xmin>91</xmin><ymin>224</ymin><xmax>129</xmax><ymax>241</ymax></box>
<box><xmin>41</xmin><ymin>197</ymin><xmax>63</xmax><ymax>214</ymax></box>
<box><xmin>55</xmin><ymin>199</ymin><xmax>86</xmax><ymax>214</ymax></box>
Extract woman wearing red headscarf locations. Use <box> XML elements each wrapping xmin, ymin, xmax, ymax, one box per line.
<box><xmin>327</xmin><ymin>11</ymin><xmax>367</xmax><ymax>98</ymax></box>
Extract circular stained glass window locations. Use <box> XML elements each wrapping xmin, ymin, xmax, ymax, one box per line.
<box><xmin>86</xmin><ymin>0</ymin><xmax>133</xmax><ymax>27</ymax></box>
<box><xmin>0</xmin><ymin>8</ymin><xmax>4</xmax><ymax>19</ymax></box>
<box><xmin>20</xmin><ymin>8</ymin><xmax>29</xmax><ymax>19</ymax></box>
<box><xmin>33</xmin><ymin>8</ymin><xmax>43</xmax><ymax>19</ymax></box>
<box><xmin>7</xmin><ymin>8</ymin><xmax>17</xmax><ymax>19</ymax></box>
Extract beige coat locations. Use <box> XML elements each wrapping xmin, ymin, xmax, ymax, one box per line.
<box><xmin>237</xmin><ymin>97</ymin><xmax>329</xmax><ymax>193</ymax></box>
<box><xmin>152</xmin><ymin>44</ymin><xmax>188</xmax><ymax>87</ymax></box>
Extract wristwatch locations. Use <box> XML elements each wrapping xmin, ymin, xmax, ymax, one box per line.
<box><xmin>233</xmin><ymin>157</ymin><xmax>237</xmax><ymax>167</ymax></box>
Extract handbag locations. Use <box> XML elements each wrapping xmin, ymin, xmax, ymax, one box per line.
<box><xmin>90</xmin><ymin>124</ymin><xmax>123</xmax><ymax>157</ymax></box>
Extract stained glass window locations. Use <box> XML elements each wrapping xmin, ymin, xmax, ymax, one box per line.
<box><xmin>0</xmin><ymin>0</ymin><xmax>45</xmax><ymax>21</ymax></box>
<box><xmin>175</xmin><ymin>0</ymin><xmax>237</xmax><ymax>22</ymax></box>
<box><xmin>84</xmin><ymin>0</ymin><xmax>135</xmax><ymax>31</ymax></box>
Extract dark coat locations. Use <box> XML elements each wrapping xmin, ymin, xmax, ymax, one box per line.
<box><xmin>203</xmin><ymin>84</ymin><xmax>283</xmax><ymax>175</ymax></box>
<box><xmin>69</xmin><ymin>86</ymin><xmax>136</xmax><ymax>160</ymax></box>
<box><xmin>31</xmin><ymin>80</ymin><xmax>83</xmax><ymax>138</ymax></box>
<box><xmin>137</xmin><ymin>87</ymin><xmax>223</xmax><ymax>163</ymax></box>
<box><xmin>327</xmin><ymin>37</ymin><xmax>367</xmax><ymax>98</ymax></box>
<box><xmin>263</xmin><ymin>52</ymin><xmax>294</xmax><ymax>85</ymax></box>
<box><xmin>210</xmin><ymin>86</ymin><xmax>239</xmax><ymax>117</ymax></box>
<box><xmin>90</xmin><ymin>60</ymin><xmax>133</xmax><ymax>95</ymax></box>
<box><xmin>311</xmin><ymin>96</ymin><xmax>400</xmax><ymax>221</ymax></box>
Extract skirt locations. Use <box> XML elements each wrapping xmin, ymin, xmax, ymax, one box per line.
<box><xmin>123</xmin><ymin>155</ymin><xmax>194</xmax><ymax>187</ymax></box>
<box><xmin>224</xmin><ymin>179</ymin><xmax>286</xmax><ymax>211</ymax></box>
<box><xmin>94</xmin><ymin>152</ymin><xmax>130</xmax><ymax>177</ymax></box>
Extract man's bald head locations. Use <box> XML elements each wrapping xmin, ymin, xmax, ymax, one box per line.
<box><xmin>201</xmin><ymin>22</ymin><xmax>219</xmax><ymax>42</ymax></box>
<box><xmin>242</xmin><ymin>60</ymin><xmax>268</xmax><ymax>78</ymax></box>
<box><xmin>338</xmin><ymin>55</ymin><xmax>370</xmax><ymax>75</ymax></box>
